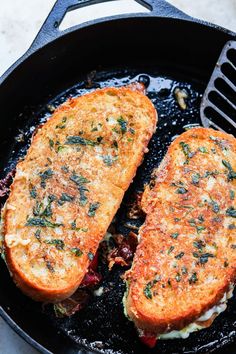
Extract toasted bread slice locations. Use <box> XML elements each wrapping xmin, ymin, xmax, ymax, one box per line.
<box><xmin>3</xmin><ymin>85</ymin><xmax>157</xmax><ymax>302</ymax></box>
<box><xmin>125</xmin><ymin>127</ymin><xmax>236</xmax><ymax>337</ymax></box>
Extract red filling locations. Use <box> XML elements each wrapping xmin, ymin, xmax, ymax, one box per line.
<box><xmin>139</xmin><ymin>335</ymin><xmax>157</xmax><ymax>348</ymax></box>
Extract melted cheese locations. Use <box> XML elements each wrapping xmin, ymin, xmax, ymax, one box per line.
<box><xmin>159</xmin><ymin>285</ymin><xmax>234</xmax><ymax>340</ymax></box>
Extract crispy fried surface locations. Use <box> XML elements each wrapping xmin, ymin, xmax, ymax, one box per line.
<box><xmin>125</xmin><ymin>127</ymin><xmax>236</xmax><ymax>335</ymax></box>
<box><xmin>3</xmin><ymin>86</ymin><xmax>157</xmax><ymax>302</ymax></box>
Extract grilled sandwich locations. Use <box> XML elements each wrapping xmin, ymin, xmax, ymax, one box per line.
<box><xmin>124</xmin><ymin>127</ymin><xmax>236</xmax><ymax>345</ymax></box>
<box><xmin>2</xmin><ymin>84</ymin><xmax>157</xmax><ymax>302</ymax></box>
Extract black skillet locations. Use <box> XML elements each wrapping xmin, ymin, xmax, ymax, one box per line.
<box><xmin>0</xmin><ymin>0</ymin><xmax>236</xmax><ymax>353</ymax></box>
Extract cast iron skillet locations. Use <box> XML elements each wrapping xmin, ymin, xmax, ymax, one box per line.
<box><xmin>0</xmin><ymin>1</ymin><xmax>236</xmax><ymax>353</ymax></box>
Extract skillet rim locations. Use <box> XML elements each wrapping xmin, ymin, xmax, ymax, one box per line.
<box><xmin>0</xmin><ymin>11</ymin><xmax>235</xmax><ymax>354</ymax></box>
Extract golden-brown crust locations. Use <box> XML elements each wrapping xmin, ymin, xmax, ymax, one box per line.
<box><xmin>125</xmin><ymin>127</ymin><xmax>236</xmax><ymax>336</ymax></box>
<box><xmin>3</xmin><ymin>86</ymin><xmax>157</xmax><ymax>302</ymax></box>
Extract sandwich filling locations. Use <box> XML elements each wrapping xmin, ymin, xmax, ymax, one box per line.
<box><xmin>159</xmin><ymin>284</ymin><xmax>234</xmax><ymax>339</ymax></box>
<box><xmin>123</xmin><ymin>283</ymin><xmax>234</xmax><ymax>340</ymax></box>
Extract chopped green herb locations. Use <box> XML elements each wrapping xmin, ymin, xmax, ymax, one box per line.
<box><xmin>179</xmin><ymin>141</ymin><xmax>193</xmax><ymax>163</ymax></box>
<box><xmin>49</xmin><ymin>139</ymin><xmax>54</xmax><ymax>148</ymax></box>
<box><xmin>71</xmin><ymin>221</ymin><xmax>77</xmax><ymax>230</ymax></box>
<box><xmin>176</xmin><ymin>187</ymin><xmax>188</xmax><ymax>194</ymax></box>
<box><xmin>102</xmin><ymin>155</ymin><xmax>118</xmax><ymax>166</ymax></box>
<box><xmin>222</xmin><ymin>160</ymin><xmax>236</xmax><ymax>181</ymax></box>
<box><xmin>198</xmin><ymin>146</ymin><xmax>208</xmax><ymax>153</ymax></box>
<box><xmin>192</xmin><ymin>173</ymin><xmax>200</xmax><ymax>185</ymax></box>
<box><xmin>48</xmin><ymin>194</ymin><xmax>57</xmax><ymax>202</ymax></box>
<box><xmin>45</xmin><ymin>239</ymin><xmax>65</xmax><ymax>250</ymax></box>
<box><xmin>226</xmin><ymin>207</ymin><xmax>236</xmax><ymax>218</ymax></box>
<box><xmin>33</xmin><ymin>199</ymin><xmax>52</xmax><ymax>218</ymax></box>
<box><xmin>198</xmin><ymin>215</ymin><xmax>205</xmax><ymax>223</ymax></box>
<box><xmin>87</xmin><ymin>252</ymin><xmax>94</xmax><ymax>261</ymax></box>
<box><xmin>144</xmin><ymin>282</ymin><xmax>153</xmax><ymax>299</ymax></box>
<box><xmin>224</xmin><ymin>261</ymin><xmax>229</xmax><ymax>268</ymax></box>
<box><xmin>46</xmin><ymin>260</ymin><xmax>54</xmax><ymax>272</ymax></box>
<box><xmin>193</xmin><ymin>252</ymin><xmax>199</xmax><ymax>258</ymax></box>
<box><xmin>189</xmin><ymin>218</ymin><xmax>196</xmax><ymax>227</ymax></box>
<box><xmin>181</xmin><ymin>266</ymin><xmax>188</xmax><ymax>275</ymax></box>
<box><xmin>112</xmin><ymin>140</ymin><xmax>118</xmax><ymax>149</ymax></box>
<box><xmin>230</xmin><ymin>190</ymin><xmax>235</xmax><ymax>200</ymax></box>
<box><xmin>228</xmin><ymin>223</ymin><xmax>236</xmax><ymax>230</ymax></box>
<box><xmin>179</xmin><ymin>205</ymin><xmax>194</xmax><ymax>210</ymax></box>
<box><xmin>88</xmin><ymin>202</ymin><xmax>100</xmax><ymax>217</ymax></box>
<box><xmin>56</xmin><ymin>117</ymin><xmax>67</xmax><ymax>129</ymax></box>
<box><xmin>33</xmin><ymin>201</ymin><xmax>43</xmax><ymax>216</ymax></box>
<box><xmin>61</xmin><ymin>165</ymin><xmax>69</xmax><ymax>173</ymax></box>
<box><xmin>65</xmin><ymin>136</ymin><xmax>96</xmax><ymax>146</ymax></box>
<box><xmin>39</xmin><ymin>169</ymin><xmax>53</xmax><ymax>188</ymax></box>
<box><xmin>58</xmin><ymin>193</ymin><xmax>74</xmax><ymax>205</ymax></box>
<box><xmin>34</xmin><ymin>195</ymin><xmax>56</xmax><ymax>218</ymax></box>
<box><xmin>175</xmin><ymin>273</ymin><xmax>181</xmax><ymax>282</ymax></box>
<box><xmin>231</xmin><ymin>244</ymin><xmax>236</xmax><ymax>249</ymax></box>
<box><xmin>143</xmin><ymin>278</ymin><xmax>159</xmax><ymax>299</ymax></box>
<box><xmin>203</xmin><ymin>170</ymin><xmax>219</xmax><ymax>178</ymax></box>
<box><xmin>175</xmin><ymin>252</ymin><xmax>184</xmax><ymax>259</ymax></box>
<box><xmin>71</xmin><ymin>248</ymin><xmax>83</xmax><ymax>257</ymax></box>
<box><xmin>70</xmin><ymin>173</ymin><xmax>89</xmax><ymax>206</ymax></box>
<box><xmin>117</xmin><ymin>116</ymin><xmax>127</xmax><ymax>134</ymax></box>
<box><xmin>199</xmin><ymin>253</ymin><xmax>214</xmax><ymax>264</ymax></box>
<box><xmin>196</xmin><ymin>225</ymin><xmax>205</xmax><ymax>234</ymax></box>
<box><xmin>171</xmin><ymin>232</ymin><xmax>179</xmax><ymax>239</ymax></box>
<box><xmin>57</xmin><ymin>145</ymin><xmax>65</xmax><ymax>153</ymax></box>
<box><xmin>34</xmin><ymin>229</ymin><xmax>41</xmax><ymax>242</ymax></box>
<box><xmin>91</xmin><ymin>126</ymin><xmax>98</xmax><ymax>132</ymax></box>
<box><xmin>168</xmin><ymin>246</ymin><xmax>175</xmax><ymax>254</ymax></box>
<box><xmin>212</xmin><ymin>242</ymin><xmax>218</xmax><ymax>250</ymax></box>
<box><xmin>30</xmin><ymin>186</ymin><xmax>37</xmax><ymax>199</ymax></box>
<box><xmin>71</xmin><ymin>220</ymin><xmax>87</xmax><ymax>232</ymax></box>
<box><xmin>112</xmin><ymin>127</ymin><xmax>120</xmax><ymax>134</ymax></box>
<box><xmin>212</xmin><ymin>201</ymin><xmax>220</xmax><ymax>213</ymax></box>
<box><xmin>171</xmin><ymin>181</ymin><xmax>184</xmax><ymax>187</ymax></box>
<box><xmin>129</xmin><ymin>128</ymin><xmax>135</xmax><ymax>135</ymax></box>
<box><xmin>210</xmin><ymin>136</ymin><xmax>228</xmax><ymax>150</ymax></box>
<box><xmin>70</xmin><ymin>173</ymin><xmax>89</xmax><ymax>185</ymax></box>
<box><xmin>193</xmin><ymin>240</ymin><xmax>205</xmax><ymax>251</ymax></box>
<box><xmin>26</xmin><ymin>218</ymin><xmax>63</xmax><ymax>228</ymax></box>
<box><xmin>189</xmin><ymin>272</ymin><xmax>198</xmax><ymax>284</ymax></box>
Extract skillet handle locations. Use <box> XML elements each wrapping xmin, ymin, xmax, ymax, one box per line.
<box><xmin>145</xmin><ymin>0</ymin><xmax>191</xmax><ymax>19</ymax></box>
<box><xmin>29</xmin><ymin>0</ymin><xmax>192</xmax><ymax>53</ymax></box>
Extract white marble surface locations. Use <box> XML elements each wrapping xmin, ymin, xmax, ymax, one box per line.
<box><xmin>0</xmin><ymin>1</ymin><xmax>235</xmax><ymax>353</ymax></box>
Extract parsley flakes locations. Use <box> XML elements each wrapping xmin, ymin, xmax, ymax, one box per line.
<box><xmin>88</xmin><ymin>202</ymin><xmax>100</xmax><ymax>217</ymax></box>
<box><xmin>39</xmin><ymin>169</ymin><xmax>53</xmax><ymax>188</ymax></box>
<box><xmin>117</xmin><ymin>116</ymin><xmax>127</xmax><ymax>134</ymax></box>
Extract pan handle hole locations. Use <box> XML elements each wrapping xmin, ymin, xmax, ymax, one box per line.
<box><xmin>204</xmin><ymin>106</ymin><xmax>235</xmax><ymax>134</ymax></box>
<box><xmin>60</xmin><ymin>0</ymin><xmax>150</xmax><ymax>31</ymax></box>
<box><xmin>227</xmin><ymin>48</ymin><xmax>236</xmax><ymax>67</ymax></box>
<box><xmin>214</xmin><ymin>78</ymin><xmax>236</xmax><ymax>106</ymax></box>
<box><xmin>221</xmin><ymin>62</ymin><xmax>236</xmax><ymax>87</ymax></box>
<box><xmin>208</xmin><ymin>91</ymin><xmax>236</xmax><ymax>121</ymax></box>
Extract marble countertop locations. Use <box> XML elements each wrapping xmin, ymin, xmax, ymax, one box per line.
<box><xmin>0</xmin><ymin>1</ymin><xmax>235</xmax><ymax>353</ymax></box>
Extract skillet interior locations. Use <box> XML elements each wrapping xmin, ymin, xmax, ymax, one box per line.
<box><xmin>0</xmin><ymin>16</ymin><xmax>235</xmax><ymax>354</ymax></box>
